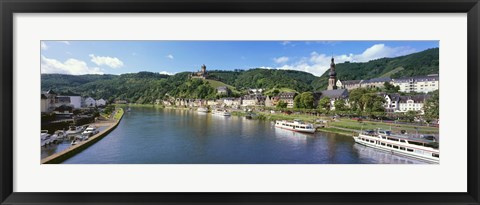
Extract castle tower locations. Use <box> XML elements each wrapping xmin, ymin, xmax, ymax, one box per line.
<box><xmin>327</xmin><ymin>57</ymin><xmax>337</xmax><ymax>90</ymax></box>
<box><xmin>201</xmin><ymin>64</ymin><xmax>206</xmax><ymax>74</ymax></box>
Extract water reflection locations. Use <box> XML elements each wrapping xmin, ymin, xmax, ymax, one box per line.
<box><xmin>62</xmin><ymin>107</ymin><xmax>431</xmax><ymax>164</ymax></box>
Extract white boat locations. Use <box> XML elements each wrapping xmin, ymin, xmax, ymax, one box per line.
<box><xmin>353</xmin><ymin>129</ymin><xmax>439</xmax><ymax>163</ymax></box>
<box><xmin>82</xmin><ymin>126</ymin><xmax>99</xmax><ymax>137</ymax></box>
<box><xmin>274</xmin><ymin>120</ymin><xmax>316</xmax><ymax>133</ymax></box>
<box><xmin>40</xmin><ymin>130</ymin><xmax>51</xmax><ymax>147</ymax></box>
<box><xmin>212</xmin><ymin>109</ymin><xmax>231</xmax><ymax>116</ymax></box>
<box><xmin>66</xmin><ymin>126</ymin><xmax>85</xmax><ymax>136</ymax></box>
<box><xmin>197</xmin><ymin>107</ymin><xmax>208</xmax><ymax>113</ymax></box>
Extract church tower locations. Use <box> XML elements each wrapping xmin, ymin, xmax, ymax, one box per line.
<box><xmin>327</xmin><ymin>57</ymin><xmax>337</xmax><ymax>90</ymax></box>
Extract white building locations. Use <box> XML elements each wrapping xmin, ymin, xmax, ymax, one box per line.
<box><xmin>397</xmin><ymin>95</ymin><xmax>428</xmax><ymax>114</ymax></box>
<box><xmin>392</xmin><ymin>74</ymin><xmax>439</xmax><ymax>93</ymax></box>
<box><xmin>242</xmin><ymin>95</ymin><xmax>265</xmax><ymax>107</ymax></box>
<box><xmin>68</xmin><ymin>96</ymin><xmax>82</xmax><ymax>108</ymax></box>
<box><xmin>84</xmin><ymin>97</ymin><xmax>96</xmax><ymax>107</ymax></box>
<box><xmin>96</xmin><ymin>98</ymin><xmax>107</xmax><ymax>107</ymax></box>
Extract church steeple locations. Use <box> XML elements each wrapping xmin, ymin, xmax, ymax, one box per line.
<box><xmin>327</xmin><ymin>57</ymin><xmax>337</xmax><ymax>90</ymax></box>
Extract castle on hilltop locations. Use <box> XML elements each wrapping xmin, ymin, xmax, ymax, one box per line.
<box><xmin>190</xmin><ymin>64</ymin><xmax>208</xmax><ymax>79</ymax></box>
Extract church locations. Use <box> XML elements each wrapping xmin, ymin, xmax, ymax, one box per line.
<box><xmin>190</xmin><ymin>64</ymin><xmax>208</xmax><ymax>79</ymax></box>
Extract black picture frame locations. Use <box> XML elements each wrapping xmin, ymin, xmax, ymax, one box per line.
<box><xmin>1</xmin><ymin>0</ymin><xmax>479</xmax><ymax>204</ymax></box>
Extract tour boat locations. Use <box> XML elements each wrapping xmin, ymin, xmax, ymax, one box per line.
<box><xmin>66</xmin><ymin>126</ymin><xmax>85</xmax><ymax>136</ymax></box>
<box><xmin>353</xmin><ymin>129</ymin><xmax>439</xmax><ymax>163</ymax></box>
<box><xmin>274</xmin><ymin>120</ymin><xmax>316</xmax><ymax>133</ymax></box>
<box><xmin>197</xmin><ymin>107</ymin><xmax>208</xmax><ymax>113</ymax></box>
<box><xmin>212</xmin><ymin>109</ymin><xmax>231</xmax><ymax>116</ymax></box>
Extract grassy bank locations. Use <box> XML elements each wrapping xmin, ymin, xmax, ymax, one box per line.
<box><xmin>114</xmin><ymin>108</ymin><xmax>124</xmax><ymax>120</ymax></box>
<box><xmin>114</xmin><ymin>103</ymin><xmax>162</xmax><ymax>108</ymax></box>
<box><xmin>329</xmin><ymin>119</ymin><xmax>438</xmax><ymax>134</ymax></box>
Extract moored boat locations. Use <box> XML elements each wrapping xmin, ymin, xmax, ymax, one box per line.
<box><xmin>197</xmin><ymin>107</ymin><xmax>208</xmax><ymax>113</ymax></box>
<box><xmin>82</xmin><ymin>126</ymin><xmax>99</xmax><ymax>137</ymax></box>
<box><xmin>353</xmin><ymin>129</ymin><xmax>439</xmax><ymax>163</ymax></box>
<box><xmin>274</xmin><ymin>120</ymin><xmax>315</xmax><ymax>133</ymax></box>
<box><xmin>212</xmin><ymin>109</ymin><xmax>231</xmax><ymax>116</ymax></box>
<box><xmin>66</xmin><ymin>126</ymin><xmax>85</xmax><ymax>136</ymax></box>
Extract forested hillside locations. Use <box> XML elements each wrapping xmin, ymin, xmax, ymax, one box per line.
<box><xmin>41</xmin><ymin>48</ymin><xmax>439</xmax><ymax>104</ymax></box>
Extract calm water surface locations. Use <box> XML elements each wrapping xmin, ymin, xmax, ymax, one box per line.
<box><xmin>63</xmin><ymin>107</ymin><xmax>426</xmax><ymax>164</ymax></box>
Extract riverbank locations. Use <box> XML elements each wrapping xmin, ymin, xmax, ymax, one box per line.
<box><xmin>41</xmin><ymin>108</ymin><xmax>125</xmax><ymax>164</ymax></box>
<box><xmin>132</xmin><ymin>106</ymin><xmax>439</xmax><ymax>137</ymax></box>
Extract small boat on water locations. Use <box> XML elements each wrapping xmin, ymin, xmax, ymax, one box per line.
<box><xmin>274</xmin><ymin>120</ymin><xmax>316</xmax><ymax>133</ymax></box>
<box><xmin>197</xmin><ymin>107</ymin><xmax>208</xmax><ymax>113</ymax></box>
<box><xmin>353</xmin><ymin>129</ymin><xmax>439</xmax><ymax>163</ymax></box>
<box><xmin>127</xmin><ymin>107</ymin><xmax>131</xmax><ymax>112</ymax></box>
<box><xmin>66</xmin><ymin>126</ymin><xmax>85</xmax><ymax>136</ymax></box>
<box><xmin>245</xmin><ymin>112</ymin><xmax>257</xmax><ymax>119</ymax></box>
<box><xmin>212</xmin><ymin>109</ymin><xmax>231</xmax><ymax>116</ymax></box>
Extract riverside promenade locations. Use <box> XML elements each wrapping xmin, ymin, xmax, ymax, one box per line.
<box><xmin>41</xmin><ymin>108</ymin><xmax>124</xmax><ymax>164</ymax></box>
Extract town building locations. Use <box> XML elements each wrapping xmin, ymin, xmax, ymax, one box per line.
<box><xmin>41</xmin><ymin>93</ymin><xmax>49</xmax><ymax>113</ymax></box>
<box><xmin>217</xmin><ymin>86</ymin><xmax>230</xmax><ymax>95</ymax></box>
<box><xmin>242</xmin><ymin>95</ymin><xmax>265</xmax><ymax>107</ymax></box>
<box><xmin>67</xmin><ymin>96</ymin><xmax>82</xmax><ymax>108</ymax></box>
<box><xmin>55</xmin><ymin>96</ymin><xmax>71</xmax><ymax>108</ymax></box>
<box><xmin>190</xmin><ymin>64</ymin><xmax>208</xmax><ymax>79</ymax></box>
<box><xmin>264</xmin><ymin>96</ymin><xmax>274</xmax><ymax>107</ymax></box>
<box><xmin>327</xmin><ymin>57</ymin><xmax>337</xmax><ymax>90</ymax></box>
<box><xmin>84</xmin><ymin>97</ymin><xmax>96</xmax><ymax>107</ymax></box>
<box><xmin>277</xmin><ymin>92</ymin><xmax>297</xmax><ymax>108</ymax></box>
<box><xmin>383</xmin><ymin>93</ymin><xmax>401</xmax><ymax>113</ymax></box>
<box><xmin>96</xmin><ymin>98</ymin><xmax>107</xmax><ymax>107</ymax></box>
<box><xmin>314</xmin><ymin>89</ymin><xmax>349</xmax><ymax>110</ymax></box>
<box><xmin>391</xmin><ymin>74</ymin><xmax>439</xmax><ymax>93</ymax></box>
<box><xmin>115</xmin><ymin>99</ymin><xmax>128</xmax><ymax>104</ymax></box>
<box><xmin>397</xmin><ymin>95</ymin><xmax>429</xmax><ymax>114</ymax></box>
<box><xmin>222</xmin><ymin>97</ymin><xmax>242</xmax><ymax>108</ymax></box>
<box><xmin>361</xmin><ymin>77</ymin><xmax>391</xmax><ymax>89</ymax></box>
<box><xmin>337</xmin><ymin>79</ymin><xmax>363</xmax><ymax>90</ymax></box>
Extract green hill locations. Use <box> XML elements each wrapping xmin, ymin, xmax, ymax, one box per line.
<box><xmin>41</xmin><ymin>48</ymin><xmax>439</xmax><ymax>104</ymax></box>
<box><xmin>314</xmin><ymin>48</ymin><xmax>439</xmax><ymax>90</ymax></box>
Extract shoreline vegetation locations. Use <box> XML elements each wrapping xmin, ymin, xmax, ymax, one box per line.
<box><xmin>117</xmin><ymin>104</ymin><xmax>439</xmax><ymax>137</ymax></box>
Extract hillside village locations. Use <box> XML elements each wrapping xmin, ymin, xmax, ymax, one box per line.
<box><xmin>157</xmin><ymin>59</ymin><xmax>438</xmax><ymax>118</ymax></box>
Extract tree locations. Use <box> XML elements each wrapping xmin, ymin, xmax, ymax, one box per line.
<box><xmin>293</xmin><ymin>95</ymin><xmax>303</xmax><ymax>108</ymax></box>
<box><xmin>405</xmin><ymin>110</ymin><xmax>419</xmax><ymax>122</ymax></box>
<box><xmin>277</xmin><ymin>100</ymin><xmax>288</xmax><ymax>109</ymax></box>
<box><xmin>383</xmin><ymin>82</ymin><xmax>400</xmax><ymax>93</ymax></box>
<box><xmin>301</xmin><ymin>92</ymin><xmax>315</xmax><ymax>109</ymax></box>
<box><xmin>424</xmin><ymin>90</ymin><xmax>439</xmax><ymax>123</ymax></box>
<box><xmin>318</xmin><ymin>97</ymin><xmax>331</xmax><ymax>112</ymax></box>
<box><xmin>334</xmin><ymin>99</ymin><xmax>346</xmax><ymax>111</ymax></box>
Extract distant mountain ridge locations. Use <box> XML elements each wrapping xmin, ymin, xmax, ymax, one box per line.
<box><xmin>41</xmin><ymin>47</ymin><xmax>439</xmax><ymax>104</ymax></box>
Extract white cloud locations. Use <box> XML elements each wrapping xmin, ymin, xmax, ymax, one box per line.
<box><xmin>159</xmin><ymin>71</ymin><xmax>176</xmax><ymax>75</ymax></box>
<box><xmin>281</xmin><ymin>41</ymin><xmax>291</xmax><ymax>46</ymax></box>
<box><xmin>59</xmin><ymin>41</ymin><xmax>70</xmax><ymax>45</ymax></box>
<box><xmin>89</xmin><ymin>54</ymin><xmax>124</xmax><ymax>68</ymax></box>
<box><xmin>166</xmin><ymin>54</ymin><xmax>174</xmax><ymax>60</ymax></box>
<box><xmin>275</xmin><ymin>44</ymin><xmax>417</xmax><ymax>76</ymax></box>
<box><xmin>41</xmin><ymin>55</ymin><xmax>103</xmax><ymax>75</ymax></box>
<box><xmin>273</xmin><ymin>56</ymin><xmax>289</xmax><ymax>64</ymax></box>
<box><xmin>41</xmin><ymin>42</ymin><xmax>48</xmax><ymax>50</ymax></box>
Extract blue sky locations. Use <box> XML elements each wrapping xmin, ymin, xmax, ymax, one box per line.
<box><xmin>40</xmin><ymin>40</ymin><xmax>439</xmax><ymax>76</ymax></box>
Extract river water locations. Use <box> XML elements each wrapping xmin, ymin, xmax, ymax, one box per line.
<box><xmin>63</xmin><ymin>107</ymin><xmax>427</xmax><ymax>164</ymax></box>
